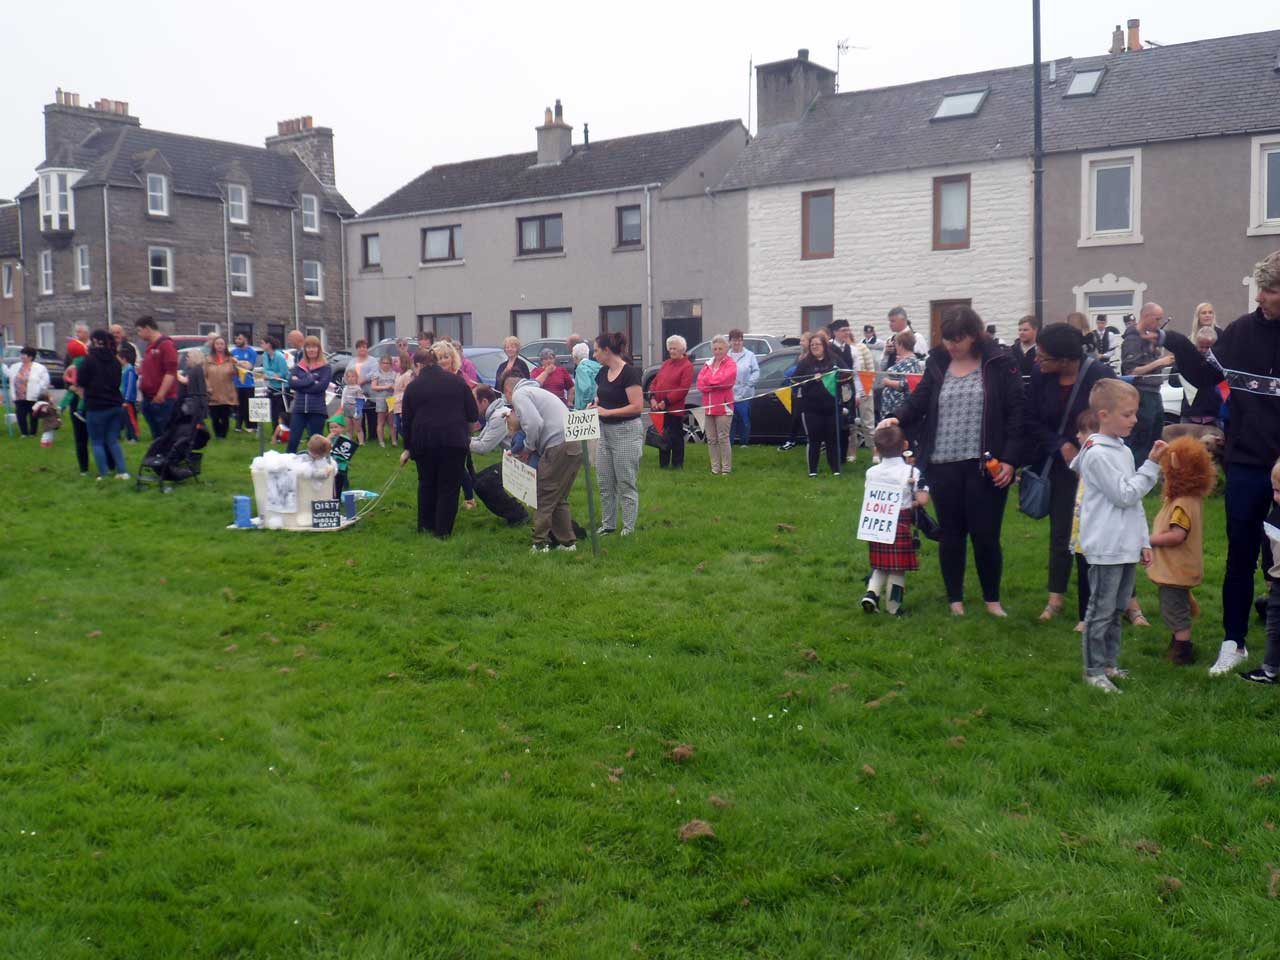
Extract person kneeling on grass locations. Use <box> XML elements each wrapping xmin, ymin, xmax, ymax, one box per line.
<box><xmin>1072</xmin><ymin>378</ymin><xmax>1166</xmax><ymax>694</ymax></box>
<box><xmin>327</xmin><ymin>414</ymin><xmax>359</xmax><ymax>500</ymax></box>
<box><xmin>861</xmin><ymin>424</ymin><xmax>929</xmax><ymax>616</ymax></box>
<box><xmin>1146</xmin><ymin>436</ymin><xmax>1217</xmax><ymax>666</ymax></box>
<box><xmin>1239</xmin><ymin>457</ymin><xmax>1280</xmax><ymax>685</ymax></box>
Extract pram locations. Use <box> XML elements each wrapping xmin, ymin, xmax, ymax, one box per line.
<box><xmin>137</xmin><ymin>393</ymin><xmax>211</xmax><ymax>491</ymax></box>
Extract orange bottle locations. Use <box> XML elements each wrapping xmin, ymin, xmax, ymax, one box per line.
<box><xmin>983</xmin><ymin>452</ymin><xmax>1001</xmax><ymax>479</ymax></box>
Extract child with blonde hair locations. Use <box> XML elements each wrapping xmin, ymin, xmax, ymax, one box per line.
<box><xmin>340</xmin><ymin>367</ymin><xmax>364</xmax><ymax>444</ymax></box>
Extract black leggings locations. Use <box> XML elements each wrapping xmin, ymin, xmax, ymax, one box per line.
<box><xmin>210</xmin><ymin>404</ymin><xmax>232</xmax><ymax>439</ymax></box>
<box><xmin>15</xmin><ymin>400</ymin><xmax>35</xmax><ymax>436</ymax></box>
<box><xmin>659</xmin><ymin>411</ymin><xmax>686</xmax><ymax>468</ymax></box>
<box><xmin>802</xmin><ymin>410</ymin><xmax>840</xmax><ymax>475</ymax></box>
<box><xmin>236</xmin><ymin>391</ymin><xmax>252</xmax><ymax>429</ymax></box>
<box><xmin>415</xmin><ymin>446</ymin><xmax>468</xmax><ymax>537</ymax></box>
<box><xmin>1046</xmin><ymin>456</ymin><xmax>1079</xmax><ymax>594</ymax></box>
<box><xmin>927</xmin><ymin>458</ymin><xmax>1009</xmax><ymax>603</ymax></box>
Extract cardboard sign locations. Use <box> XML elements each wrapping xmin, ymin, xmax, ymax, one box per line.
<box><xmin>856</xmin><ymin>480</ymin><xmax>904</xmax><ymax>544</ymax></box>
<box><xmin>254</xmin><ymin>383</ymin><xmax>268</xmax><ymax>398</ymax></box>
<box><xmin>564</xmin><ymin>408</ymin><xmax>601</xmax><ymax>442</ymax></box>
<box><xmin>248</xmin><ymin>397</ymin><xmax>273</xmax><ymax>424</ymax></box>
<box><xmin>502</xmin><ymin>451</ymin><xmax>538</xmax><ymax>509</ymax></box>
<box><xmin>311</xmin><ymin>499</ymin><xmax>342</xmax><ymax>529</ymax></box>
<box><xmin>265</xmin><ymin>467</ymin><xmax>297</xmax><ymax>513</ymax></box>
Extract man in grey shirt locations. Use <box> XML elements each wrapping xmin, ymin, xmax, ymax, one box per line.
<box><xmin>1121</xmin><ymin>302</ymin><xmax>1174</xmax><ymax>463</ymax></box>
<box><xmin>503</xmin><ymin>373</ymin><xmax>582</xmax><ymax>551</ymax></box>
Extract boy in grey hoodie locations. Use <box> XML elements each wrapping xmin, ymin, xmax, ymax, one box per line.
<box><xmin>1071</xmin><ymin>378</ymin><xmax>1166</xmax><ymax>693</ymax></box>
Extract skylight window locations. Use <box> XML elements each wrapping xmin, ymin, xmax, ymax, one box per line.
<box><xmin>932</xmin><ymin>90</ymin><xmax>988</xmax><ymax>120</ymax></box>
<box><xmin>1065</xmin><ymin>69</ymin><xmax>1104</xmax><ymax>97</ymax></box>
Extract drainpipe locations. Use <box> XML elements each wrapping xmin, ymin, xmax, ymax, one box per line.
<box><xmin>290</xmin><ymin>209</ymin><xmax>300</xmax><ymax>334</ymax></box>
<box><xmin>644</xmin><ymin>185</ymin><xmax>654</xmax><ymax>365</ymax></box>
<box><xmin>16</xmin><ymin>199</ymin><xmax>25</xmax><ymax>344</ymax></box>
<box><xmin>222</xmin><ymin>198</ymin><xmax>231</xmax><ymax>335</ymax></box>
<box><xmin>1032</xmin><ymin>0</ymin><xmax>1045</xmax><ymax>326</ymax></box>
<box><xmin>102</xmin><ymin>185</ymin><xmax>113</xmax><ymax>327</ymax></box>
<box><xmin>338</xmin><ymin>212</ymin><xmax>349</xmax><ymax>350</ymax></box>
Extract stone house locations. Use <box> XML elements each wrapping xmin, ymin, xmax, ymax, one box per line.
<box><xmin>346</xmin><ymin>102</ymin><xmax>748</xmax><ymax>364</ymax></box>
<box><xmin>0</xmin><ymin>203</ymin><xmax>22</xmax><ymax>346</ymax></box>
<box><xmin>12</xmin><ymin>91</ymin><xmax>354</xmax><ymax>351</ymax></box>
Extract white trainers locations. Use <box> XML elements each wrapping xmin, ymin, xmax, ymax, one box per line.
<box><xmin>1208</xmin><ymin>641</ymin><xmax>1248</xmax><ymax>676</ymax></box>
<box><xmin>1084</xmin><ymin>674</ymin><xmax>1122</xmax><ymax>694</ymax></box>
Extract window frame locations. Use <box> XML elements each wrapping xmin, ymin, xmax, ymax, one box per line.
<box><xmin>419</xmin><ymin>313</ymin><xmax>473</xmax><ymax>345</ymax></box>
<box><xmin>511</xmin><ymin>307</ymin><xmax>573</xmax><ymax>340</ymax></box>
<box><xmin>361</xmin><ymin>233</ymin><xmax>381</xmax><ymax>269</ymax></box>
<box><xmin>301</xmin><ymin>193</ymin><xmax>320</xmax><ymax>233</ymax></box>
<box><xmin>197</xmin><ymin>322</ymin><xmax>220</xmax><ymax>337</ymax></box>
<box><xmin>37</xmin><ymin>322</ymin><xmax>55</xmax><ymax>350</ymax></box>
<box><xmin>227</xmin><ymin>183</ymin><xmax>248</xmax><ymax>225</ymax></box>
<box><xmin>1064</xmin><ymin>68</ymin><xmax>1105</xmax><ymax>98</ymax></box>
<box><xmin>932</xmin><ymin>173</ymin><xmax>972</xmax><ymax>251</ymax></box>
<box><xmin>421</xmin><ymin>224</ymin><xmax>463</xmax><ymax>263</ymax></box>
<box><xmin>516</xmin><ymin>214</ymin><xmax>564</xmax><ymax>256</ymax></box>
<box><xmin>38</xmin><ymin>170</ymin><xmax>78</xmax><ymax>231</ymax></box>
<box><xmin>306</xmin><ymin>326</ymin><xmax>327</xmax><ymax>350</ymax></box>
<box><xmin>800</xmin><ymin>189</ymin><xmax>835</xmax><ymax>260</ymax></box>
<box><xmin>932</xmin><ymin>89</ymin><xmax>988</xmax><ymax>121</ymax></box>
<box><xmin>801</xmin><ymin>304</ymin><xmax>833</xmax><ymax>334</ymax></box>
<box><xmin>229</xmin><ymin>253</ymin><xmax>253</xmax><ymax>297</ymax></box>
<box><xmin>39</xmin><ymin>250</ymin><xmax>53</xmax><ymax>295</ymax></box>
<box><xmin>148</xmin><ymin>246</ymin><xmax>174</xmax><ymax>292</ymax></box>
<box><xmin>1078</xmin><ymin>148</ymin><xmax>1143</xmax><ymax>247</ymax></box>
<box><xmin>1247</xmin><ymin>134</ymin><xmax>1280</xmax><ymax>237</ymax></box>
<box><xmin>302</xmin><ymin>260</ymin><xmax>323</xmax><ymax>301</ymax></box>
<box><xmin>146</xmin><ymin>173</ymin><xmax>169</xmax><ymax>217</ymax></box>
<box><xmin>615</xmin><ymin>205</ymin><xmax>642</xmax><ymax>247</ymax></box>
<box><xmin>75</xmin><ymin>244</ymin><xmax>91</xmax><ymax>291</ymax></box>
<box><xmin>599</xmin><ymin>304</ymin><xmax>642</xmax><ymax>359</ymax></box>
<box><xmin>1</xmin><ymin>263</ymin><xmax>12</xmax><ymax>298</ymax></box>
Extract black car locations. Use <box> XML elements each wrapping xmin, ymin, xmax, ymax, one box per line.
<box><xmin>671</xmin><ymin>347</ymin><xmax>803</xmax><ymax>444</ymax></box>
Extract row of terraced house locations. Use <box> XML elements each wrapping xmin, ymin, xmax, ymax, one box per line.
<box><xmin>3</xmin><ymin>20</ymin><xmax>1279</xmax><ymax>363</ymax></box>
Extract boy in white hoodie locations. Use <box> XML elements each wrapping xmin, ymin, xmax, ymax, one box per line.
<box><xmin>1071</xmin><ymin>379</ymin><xmax>1166</xmax><ymax>693</ymax></box>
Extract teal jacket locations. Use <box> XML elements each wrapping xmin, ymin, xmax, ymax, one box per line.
<box><xmin>260</xmin><ymin>350</ymin><xmax>290</xmax><ymax>394</ymax></box>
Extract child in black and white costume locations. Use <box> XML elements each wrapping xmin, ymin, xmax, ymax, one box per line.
<box><xmin>861</xmin><ymin>424</ymin><xmax>929</xmax><ymax>616</ymax></box>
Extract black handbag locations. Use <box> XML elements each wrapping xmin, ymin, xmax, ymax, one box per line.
<box><xmin>1019</xmin><ymin>357</ymin><xmax>1092</xmax><ymax>519</ymax></box>
<box><xmin>644</xmin><ymin>424</ymin><xmax>670</xmax><ymax>451</ymax></box>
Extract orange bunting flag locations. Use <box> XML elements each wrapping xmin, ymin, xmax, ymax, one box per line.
<box><xmin>776</xmin><ymin>386</ymin><xmax>792</xmax><ymax>413</ymax></box>
<box><xmin>858</xmin><ymin>371</ymin><xmax>876</xmax><ymax>395</ymax></box>
<box><xmin>650</xmin><ymin>411</ymin><xmax>665</xmax><ymax>433</ymax></box>
<box><xmin>906</xmin><ymin>374</ymin><xmax>924</xmax><ymax>392</ymax></box>
<box><xmin>1217</xmin><ymin>381</ymin><xmax>1230</xmax><ymax>401</ymax></box>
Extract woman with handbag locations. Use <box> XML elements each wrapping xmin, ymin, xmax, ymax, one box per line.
<box><xmin>879</xmin><ymin>307</ymin><xmax>1023</xmax><ymax>617</ymax></box>
<box><xmin>649</xmin><ymin>335</ymin><xmax>693</xmax><ymax>469</ymax></box>
<box><xmin>1023</xmin><ymin>323</ymin><xmax>1142</xmax><ymax>627</ymax></box>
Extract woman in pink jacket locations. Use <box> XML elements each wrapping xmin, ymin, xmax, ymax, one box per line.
<box><xmin>695</xmin><ymin>335</ymin><xmax>738</xmax><ymax>475</ymax></box>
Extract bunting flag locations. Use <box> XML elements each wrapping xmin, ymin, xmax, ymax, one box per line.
<box><xmin>858</xmin><ymin>371</ymin><xmax>876</xmax><ymax>395</ymax></box>
<box><xmin>650</xmin><ymin>411</ymin><xmax>665</xmax><ymax>433</ymax></box>
<box><xmin>776</xmin><ymin>386</ymin><xmax>792</xmax><ymax>413</ymax></box>
<box><xmin>821</xmin><ymin>370</ymin><xmax>839</xmax><ymax>397</ymax></box>
<box><xmin>1217</xmin><ymin>380</ymin><xmax>1231</xmax><ymax>401</ymax></box>
<box><xmin>906</xmin><ymin>373</ymin><xmax>924</xmax><ymax>392</ymax></box>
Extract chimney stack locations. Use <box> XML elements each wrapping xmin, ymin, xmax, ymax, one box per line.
<box><xmin>265</xmin><ymin>115</ymin><xmax>337</xmax><ymax>187</ymax></box>
<box><xmin>535</xmin><ymin>99</ymin><xmax>573</xmax><ymax>166</ymax></box>
<box><xmin>45</xmin><ymin>89</ymin><xmax>138</xmax><ymax>160</ymax></box>
<box><xmin>1110</xmin><ymin>24</ymin><xmax>1125</xmax><ymax>56</ymax></box>
<box><xmin>755</xmin><ymin>48</ymin><xmax>836</xmax><ymax>131</ymax></box>
<box><xmin>1127</xmin><ymin>18</ymin><xmax>1142</xmax><ymax>52</ymax></box>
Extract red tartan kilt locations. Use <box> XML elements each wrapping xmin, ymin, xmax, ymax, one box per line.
<box><xmin>868</xmin><ymin>513</ymin><xmax>918</xmax><ymax>572</ymax></box>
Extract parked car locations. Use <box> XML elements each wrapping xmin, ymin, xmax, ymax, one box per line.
<box><xmin>641</xmin><ymin>334</ymin><xmax>786</xmax><ymax>390</ymax></box>
<box><xmin>519</xmin><ymin>338</ymin><xmax>574</xmax><ymax>369</ymax></box>
<box><xmin>673</xmin><ymin>347</ymin><xmax>803</xmax><ymax>444</ymax></box>
<box><xmin>2</xmin><ymin>345</ymin><xmax>66</xmax><ymax>389</ymax></box>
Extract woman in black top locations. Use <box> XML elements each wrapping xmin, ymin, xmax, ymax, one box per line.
<box><xmin>791</xmin><ymin>333</ymin><xmax>849</xmax><ymax>477</ymax></box>
<box><xmin>76</xmin><ymin>329</ymin><xmax>130</xmax><ymax>480</ymax></box>
<box><xmin>592</xmin><ymin>331</ymin><xmax>644</xmax><ymax>536</ymax></box>
<box><xmin>398</xmin><ymin>349</ymin><xmax>479</xmax><ymax>538</ymax></box>
<box><xmin>495</xmin><ymin>336</ymin><xmax>532</xmax><ymax>385</ymax></box>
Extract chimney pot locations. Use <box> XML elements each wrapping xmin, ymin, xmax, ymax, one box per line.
<box><xmin>303</xmin><ymin>115</ymin><xmax>313</xmax><ymax>129</ymax></box>
<box><xmin>797</xmin><ymin>48</ymin><xmax>809</xmax><ymax>60</ymax></box>
<box><xmin>554</xmin><ymin>99</ymin><xmax>563</xmax><ymax>124</ymax></box>
<box><xmin>1110</xmin><ymin>24</ymin><xmax>1125</xmax><ymax>56</ymax></box>
<box><xmin>56</xmin><ymin>87</ymin><xmax>64</xmax><ymax>105</ymax></box>
<box><xmin>1127</xmin><ymin>18</ymin><xmax>1141</xmax><ymax>52</ymax></box>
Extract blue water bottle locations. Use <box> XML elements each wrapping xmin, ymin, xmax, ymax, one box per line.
<box><xmin>233</xmin><ymin>495</ymin><xmax>254</xmax><ymax>528</ymax></box>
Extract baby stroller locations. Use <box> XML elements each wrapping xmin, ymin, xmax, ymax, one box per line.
<box><xmin>137</xmin><ymin>393</ymin><xmax>211</xmax><ymax>491</ymax></box>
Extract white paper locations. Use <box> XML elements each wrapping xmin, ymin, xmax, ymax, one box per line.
<box><xmin>502</xmin><ymin>451</ymin><xmax>538</xmax><ymax>509</ymax></box>
<box><xmin>564</xmin><ymin>408</ymin><xmax>601</xmax><ymax>443</ymax></box>
<box><xmin>856</xmin><ymin>480</ymin><xmax>904</xmax><ymax>544</ymax></box>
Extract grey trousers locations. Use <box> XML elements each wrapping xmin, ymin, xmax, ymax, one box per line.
<box><xmin>705</xmin><ymin>414</ymin><xmax>732</xmax><ymax>474</ymax></box>
<box><xmin>597</xmin><ymin>418</ymin><xmax>643</xmax><ymax>533</ymax></box>
<box><xmin>1083</xmin><ymin>562</ymin><xmax>1136</xmax><ymax>676</ymax></box>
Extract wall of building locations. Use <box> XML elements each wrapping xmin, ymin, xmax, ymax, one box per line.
<box><xmin>744</xmin><ymin>158</ymin><xmax>1034</xmax><ymax>344</ymax></box>
<box><xmin>19</xmin><ymin>185</ymin><xmax>346</xmax><ymax>349</ymax></box>
<box><xmin>652</xmin><ymin>189</ymin><xmax>748</xmax><ymax>339</ymax></box>
<box><xmin>0</xmin><ymin>256</ymin><xmax>24</xmax><ymax>345</ymax></box>
<box><xmin>1043</xmin><ymin>134</ymin><xmax>1280</xmax><ymax>331</ymax></box>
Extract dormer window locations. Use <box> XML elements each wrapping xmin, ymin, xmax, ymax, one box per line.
<box><xmin>301</xmin><ymin>194</ymin><xmax>320</xmax><ymax>232</ymax></box>
<box><xmin>227</xmin><ymin>184</ymin><xmax>248</xmax><ymax>224</ymax></box>
<box><xmin>932</xmin><ymin>90</ymin><xmax>988</xmax><ymax>121</ymax></box>
<box><xmin>1065</xmin><ymin>69</ymin><xmax>1104</xmax><ymax>98</ymax></box>
<box><xmin>147</xmin><ymin>173</ymin><xmax>169</xmax><ymax>216</ymax></box>
<box><xmin>39</xmin><ymin>170</ymin><xmax>78</xmax><ymax>231</ymax></box>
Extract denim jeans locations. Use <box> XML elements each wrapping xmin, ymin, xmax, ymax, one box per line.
<box><xmin>142</xmin><ymin>397</ymin><xmax>175</xmax><ymax>439</ymax></box>
<box><xmin>1223</xmin><ymin>463</ymin><xmax>1277</xmax><ymax>647</ymax></box>
<box><xmin>86</xmin><ymin>407</ymin><xmax>127</xmax><ymax>477</ymax></box>
<box><xmin>730</xmin><ymin>401</ymin><xmax>752</xmax><ymax>445</ymax></box>
<box><xmin>287</xmin><ymin>410</ymin><xmax>327</xmax><ymax>453</ymax></box>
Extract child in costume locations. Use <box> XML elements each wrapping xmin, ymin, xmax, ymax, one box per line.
<box><xmin>860</xmin><ymin>423</ymin><xmax>929</xmax><ymax>616</ymax></box>
<box><xmin>327</xmin><ymin>414</ymin><xmax>359</xmax><ymax>499</ymax></box>
<box><xmin>32</xmin><ymin>392</ymin><xmax>62</xmax><ymax>447</ymax></box>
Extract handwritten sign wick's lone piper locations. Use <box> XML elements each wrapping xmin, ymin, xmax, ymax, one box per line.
<box><xmin>857</xmin><ymin>480</ymin><xmax>904</xmax><ymax>544</ymax></box>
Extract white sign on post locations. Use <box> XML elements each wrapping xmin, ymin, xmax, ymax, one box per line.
<box><xmin>248</xmin><ymin>397</ymin><xmax>273</xmax><ymax>424</ymax></box>
<box><xmin>856</xmin><ymin>480</ymin><xmax>905</xmax><ymax>544</ymax></box>
<box><xmin>502</xmin><ymin>451</ymin><xmax>538</xmax><ymax>509</ymax></box>
<box><xmin>564</xmin><ymin>408</ymin><xmax>601</xmax><ymax>443</ymax></box>
<box><xmin>254</xmin><ymin>382</ymin><xmax>268</xmax><ymax>398</ymax></box>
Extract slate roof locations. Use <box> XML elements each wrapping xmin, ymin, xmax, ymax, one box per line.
<box><xmin>20</xmin><ymin>124</ymin><xmax>354</xmax><ymax>216</ymax></box>
<box><xmin>0</xmin><ymin>204</ymin><xmax>19</xmax><ymax>258</ymax></box>
<box><xmin>359</xmin><ymin>120</ymin><xmax>744</xmax><ymax>220</ymax></box>
<box><xmin>720</xmin><ymin>29</ymin><xmax>1280</xmax><ymax>191</ymax></box>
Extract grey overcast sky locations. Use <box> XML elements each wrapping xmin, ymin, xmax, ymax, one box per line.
<box><xmin>2</xmin><ymin>0</ymin><xmax>1275</xmax><ymax>213</ymax></box>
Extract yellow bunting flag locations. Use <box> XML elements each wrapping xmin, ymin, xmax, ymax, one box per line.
<box><xmin>776</xmin><ymin>386</ymin><xmax>792</xmax><ymax>413</ymax></box>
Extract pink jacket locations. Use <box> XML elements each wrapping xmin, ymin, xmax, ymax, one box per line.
<box><xmin>696</xmin><ymin>355</ymin><xmax>737</xmax><ymax>417</ymax></box>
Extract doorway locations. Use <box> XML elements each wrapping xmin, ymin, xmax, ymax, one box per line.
<box><xmin>929</xmin><ymin>299</ymin><xmax>972</xmax><ymax>347</ymax></box>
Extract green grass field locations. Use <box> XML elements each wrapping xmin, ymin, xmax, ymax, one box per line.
<box><xmin>2</xmin><ymin>428</ymin><xmax>1278</xmax><ymax>959</ymax></box>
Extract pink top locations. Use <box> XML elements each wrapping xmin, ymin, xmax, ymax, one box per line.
<box><xmin>696</xmin><ymin>355</ymin><xmax>737</xmax><ymax>417</ymax></box>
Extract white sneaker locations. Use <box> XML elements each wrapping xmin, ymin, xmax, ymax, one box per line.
<box><xmin>530</xmin><ymin>544</ymin><xmax>550</xmax><ymax>554</ymax></box>
<box><xmin>116</xmin><ymin>473</ymin><xmax>131</xmax><ymax>480</ymax></box>
<box><xmin>556</xmin><ymin>543</ymin><xmax>577</xmax><ymax>552</ymax></box>
<box><xmin>1083</xmin><ymin>674</ymin><xmax>1122</xmax><ymax>694</ymax></box>
<box><xmin>1208</xmin><ymin>641</ymin><xmax>1248</xmax><ymax>676</ymax></box>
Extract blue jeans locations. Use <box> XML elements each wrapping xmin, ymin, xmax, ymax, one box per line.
<box><xmin>142</xmin><ymin>397</ymin><xmax>175</xmax><ymax>439</ymax></box>
<box><xmin>287</xmin><ymin>410</ymin><xmax>327</xmax><ymax>453</ymax></box>
<box><xmin>730</xmin><ymin>400</ymin><xmax>751</xmax><ymax>445</ymax></box>
<box><xmin>86</xmin><ymin>407</ymin><xmax>127</xmax><ymax>477</ymax></box>
<box><xmin>1224</xmin><ymin>463</ymin><xmax>1276</xmax><ymax>647</ymax></box>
